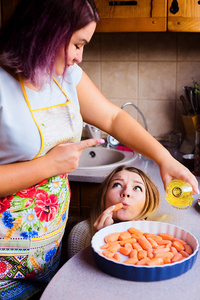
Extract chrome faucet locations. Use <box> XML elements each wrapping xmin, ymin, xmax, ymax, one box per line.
<box><xmin>121</xmin><ymin>102</ymin><xmax>148</xmax><ymax>131</ymax></box>
<box><xmin>84</xmin><ymin>123</ymin><xmax>101</xmax><ymax>139</ymax></box>
<box><xmin>107</xmin><ymin>102</ymin><xmax>148</xmax><ymax>148</ymax></box>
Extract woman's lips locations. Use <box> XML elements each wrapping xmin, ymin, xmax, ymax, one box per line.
<box><xmin>122</xmin><ymin>203</ymin><xmax>129</xmax><ymax>208</ymax></box>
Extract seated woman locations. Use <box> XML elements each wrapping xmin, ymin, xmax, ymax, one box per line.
<box><xmin>67</xmin><ymin>165</ymin><xmax>161</xmax><ymax>259</ymax></box>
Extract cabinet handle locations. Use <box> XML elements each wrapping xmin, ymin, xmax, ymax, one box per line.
<box><xmin>170</xmin><ymin>0</ymin><xmax>179</xmax><ymax>14</ymax></box>
<box><xmin>109</xmin><ymin>1</ymin><xmax>138</xmax><ymax>6</ymax></box>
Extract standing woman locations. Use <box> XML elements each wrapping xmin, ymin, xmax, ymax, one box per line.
<box><xmin>0</xmin><ymin>0</ymin><xmax>198</xmax><ymax>299</ymax></box>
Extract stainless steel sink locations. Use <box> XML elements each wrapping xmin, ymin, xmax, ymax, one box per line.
<box><xmin>78</xmin><ymin>147</ymin><xmax>138</xmax><ymax>170</ymax></box>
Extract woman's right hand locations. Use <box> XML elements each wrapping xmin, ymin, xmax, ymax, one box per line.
<box><xmin>93</xmin><ymin>205</ymin><xmax>116</xmax><ymax>233</ymax></box>
<box><xmin>45</xmin><ymin>138</ymin><xmax>105</xmax><ymax>175</ymax></box>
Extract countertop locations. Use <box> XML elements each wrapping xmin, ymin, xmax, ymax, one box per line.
<box><xmin>40</xmin><ymin>153</ymin><xmax>200</xmax><ymax>300</ymax></box>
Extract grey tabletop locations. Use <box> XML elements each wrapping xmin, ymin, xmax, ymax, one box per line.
<box><xmin>41</xmin><ymin>157</ymin><xmax>200</xmax><ymax>300</ymax></box>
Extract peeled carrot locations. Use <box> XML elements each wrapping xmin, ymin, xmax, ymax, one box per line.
<box><xmin>124</xmin><ymin>243</ymin><xmax>133</xmax><ymax>250</ymax></box>
<box><xmin>119</xmin><ymin>247</ymin><xmax>131</xmax><ymax>256</ymax></box>
<box><xmin>113</xmin><ymin>252</ymin><xmax>121</xmax><ymax>262</ymax></box>
<box><xmin>172</xmin><ymin>241</ymin><xmax>185</xmax><ymax>252</ymax></box>
<box><xmin>119</xmin><ymin>231</ymin><xmax>132</xmax><ymax>241</ymax></box>
<box><xmin>138</xmin><ymin>237</ymin><xmax>152</xmax><ymax>250</ymax></box>
<box><xmin>100</xmin><ymin>242</ymin><xmax>114</xmax><ymax>249</ymax></box>
<box><xmin>180</xmin><ymin>250</ymin><xmax>189</xmax><ymax>258</ymax></box>
<box><xmin>158</xmin><ymin>233</ymin><xmax>174</xmax><ymax>240</ymax></box>
<box><xmin>138</xmin><ymin>249</ymin><xmax>147</xmax><ymax>260</ymax></box>
<box><xmin>129</xmin><ymin>249</ymin><xmax>138</xmax><ymax>259</ymax></box>
<box><xmin>173</xmin><ymin>237</ymin><xmax>186</xmax><ymax>245</ymax></box>
<box><xmin>184</xmin><ymin>244</ymin><xmax>193</xmax><ymax>255</ymax></box>
<box><xmin>157</xmin><ymin>239</ymin><xmax>172</xmax><ymax>246</ymax></box>
<box><xmin>147</xmin><ymin>237</ymin><xmax>158</xmax><ymax>248</ymax></box>
<box><xmin>132</xmin><ymin>242</ymin><xmax>143</xmax><ymax>251</ymax></box>
<box><xmin>147</xmin><ymin>257</ymin><xmax>163</xmax><ymax>266</ymax></box>
<box><xmin>143</xmin><ymin>233</ymin><xmax>162</xmax><ymax>242</ymax></box>
<box><xmin>104</xmin><ymin>232</ymin><xmax>120</xmax><ymax>244</ymax></box>
<box><xmin>124</xmin><ymin>257</ymin><xmax>138</xmax><ymax>265</ymax></box>
<box><xmin>107</xmin><ymin>242</ymin><xmax>121</xmax><ymax>253</ymax></box>
<box><xmin>153</xmin><ymin>247</ymin><xmax>170</xmax><ymax>254</ymax></box>
<box><xmin>102</xmin><ymin>250</ymin><xmax>114</xmax><ymax>259</ymax></box>
<box><xmin>147</xmin><ymin>248</ymin><xmax>154</xmax><ymax>259</ymax></box>
<box><xmin>155</xmin><ymin>252</ymin><xmax>173</xmax><ymax>260</ymax></box>
<box><xmin>119</xmin><ymin>238</ymin><xmax>136</xmax><ymax>246</ymax></box>
<box><xmin>128</xmin><ymin>227</ymin><xmax>144</xmax><ymax>235</ymax></box>
<box><xmin>136</xmin><ymin>257</ymin><xmax>150</xmax><ymax>265</ymax></box>
<box><xmin>113</xmin><ymin>203</ymin><xmax>123</xmax><ymax>211</ymax></box>
<box><xmin>171</xmin><ymin>253</ymin><xmax>183</xmax><ymax>263</ymax></box>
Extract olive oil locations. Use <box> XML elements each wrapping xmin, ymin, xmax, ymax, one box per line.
<box><xmin>165</xmin><ymin>180</ymin><xmax>193</xmax><ymax>209</ymax></box>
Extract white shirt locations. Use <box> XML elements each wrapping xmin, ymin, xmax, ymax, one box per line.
<box><xmin>0</xmin><ymin>64</ymin><xmax>82</xmax><ymax>164</ymax></box>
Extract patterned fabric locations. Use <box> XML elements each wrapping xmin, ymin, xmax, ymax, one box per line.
<box><xmin>0</xmin><ymin>77</ymin><xmax>83</xmax><ymax>299</ymax></box>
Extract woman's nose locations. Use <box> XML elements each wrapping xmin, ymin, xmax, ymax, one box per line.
<box><xmin>120</xmin><ymin>189</ymin><xmax>131</xmax><ymax>198</ymax></box>
<box><xmin>75</xmin><ymin>48</ymin><xmax>83</xmax><ymax>63</ymax></box>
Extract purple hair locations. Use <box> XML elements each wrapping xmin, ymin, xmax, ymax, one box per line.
<box><xmin>0</xmin><ymin>0</ymin><xmax>99</xmax><ymax>85</ymax></box>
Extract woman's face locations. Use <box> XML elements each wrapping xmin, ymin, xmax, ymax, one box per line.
<box><xmin>54</xmin><ymin>21</ymin><xmax>96</xmax><ymax>76</ymax></box>
<box><xmin>105</xmin><ymin>170</ymin><xmax>146</xmax><ymax>222</ymax></box>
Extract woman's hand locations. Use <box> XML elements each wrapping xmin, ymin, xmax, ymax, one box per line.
<box><xmin>45</xmin><ymin>138</ymin><xmax>105</xmax><ymax>176</ymax></box>
<box><xmin>159</xmin><ymin>155</ymin><xmax>199</xmax><ymax>194</ymax></box>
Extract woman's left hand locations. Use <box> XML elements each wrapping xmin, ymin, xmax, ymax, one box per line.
<box><xmin>159</xmin><ymin>155</ymin><xmax>199</xmax><ymax>194</ymax></box>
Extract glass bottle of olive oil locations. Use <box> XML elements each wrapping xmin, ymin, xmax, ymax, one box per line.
<box><xmin>165</xmin><ymin>180</ymin><xmax>193</xmax><ymax>209</ymax></box>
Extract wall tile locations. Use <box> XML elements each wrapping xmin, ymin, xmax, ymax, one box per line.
<box><xmin>101</xmin><ymin>61</ymin><xmax>137</xmax><ymax>98</ymax></box>
<box><xmin>139</xmin><ymin>62</ymin><xmax>176</xmax><ymax>99</ymax></box>
<box><xmin>139</xmin><ymin>32</ymin><xmax>177</xmax><ymax>61</ymax></box>
<box><xmin>80</xmin><ymin>62</ymin><xmax>101</xmax><ymax>90</ymax></box>
<box><xmin>101</xmin><ymin>33</ymin><xmax>138</xmax><ymax>61</ymax></box>
<box><xmin>139</xmin><ymin>100</ymin><xmax>176</xmax><ymax>137</ymax></box>
<box><xmin>178</xmin><ymin>33</ymin><xmax>200</xmax><ymax>61</ymax></box>
<box><xmin>83</xmin><ymin>33</ymin><xmax>101</xmax><ymax>61</ymax></box>
<box><xmin>177</xmin><ymin>62</ymin><xmax>200</xmax><ymax>99</ymax></box>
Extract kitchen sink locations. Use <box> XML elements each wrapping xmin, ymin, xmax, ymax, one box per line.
<box><xmin>77</xmin><ymin>147</ymin><xmax>138</xmax><ymax>170</ymax></box>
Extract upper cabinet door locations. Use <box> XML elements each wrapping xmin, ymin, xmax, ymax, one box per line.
<box><xmin>95</xmin><ymin>0</ymin><xmax>167</xmax><ymax>32</ymax></box>
<box><xmin>168</xmin><ymin>0</ymin><xmax>200</xmax><ymax>32</ymax></box>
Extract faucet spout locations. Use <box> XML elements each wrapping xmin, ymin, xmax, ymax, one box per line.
<box><xmin>85</xmin><ymin>123</ymin><xmax>101</xmax><ymax>139</ymax></box>
<box><xmin>121</xmin><ymin>102</ymin><xmax>148</xmax><ymax>131</ymax></box>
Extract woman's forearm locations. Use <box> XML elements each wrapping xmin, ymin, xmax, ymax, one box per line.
<box><xmin>110</xmin><ymin>109</ymin><xmax>170</xmax><ymax>165</ymax></box>
<box><xmin>0</xmin><ymin>156</ymin><xmax>51</xmax><ymax>197</ymax></box>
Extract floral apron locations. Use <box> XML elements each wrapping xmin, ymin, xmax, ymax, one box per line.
<box><xmin>0</xmin><ymin>77</ymin><xmax>83</xmax><ymax>300</ymax></box>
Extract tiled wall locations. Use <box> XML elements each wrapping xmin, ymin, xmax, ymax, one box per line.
<box><xmin>80</xmin><ymin>32</ymin><xmax>200</xmax><ymax>140</ymax></box>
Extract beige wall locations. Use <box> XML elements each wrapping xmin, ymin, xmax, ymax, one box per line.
<box><xmin>80</xmin><ymin>32</ymin><xmax>200</xmax><ymax>140</ymax></box>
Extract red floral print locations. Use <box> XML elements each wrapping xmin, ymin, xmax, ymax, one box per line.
<box><xmin>61</xmin><ymin>174</ymin><xmax>67</xmax><ymax>179</ymax></box>
<box><xmin>16</xmin><ymin>186</ymin><xmax>37</xmax><ymax>199</ymax></box>
<box><xmin>0</xmin><ymin>261</ymin><xmax>7</xmax><ymax>273</ymax></box>
<box><xmin>0</xmin><ymin>197</ymin><xmax>12</xmax><ymax>213</ymax></box>
<box><xmin>34</xmin><ymin>190</ymin><xmax>59</xmax><ymax>222</ymax></box>
<box><xmin>24</xmin><ymin>199</ymin><xmax>34</xmax><ymax>208</ymax></box>
<box><xmin>26</xmin><ymin>270</ymin><xmax>37</xmax><ymax>279</ymax></box>
<box><xmin>35</xmin><ymin>179</ymin><xmax>48</xmax><ymax>187</ymax></box>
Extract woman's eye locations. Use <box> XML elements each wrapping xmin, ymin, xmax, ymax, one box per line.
<box><xmin>133</xmin><ymin>185</ymin><xmax>142</xmax><ymax>191</ymax></box>
<box><xmin>75</xmin><ymin>45</ymin><xmax>80</xmax><ymax>50</ymax></box>
<box><xmin>112</xmin><ymin>182</ymin><xmax>121</xmax><ymax>188</ymax></box>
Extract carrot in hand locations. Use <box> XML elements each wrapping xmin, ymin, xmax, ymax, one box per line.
<box><xmin>113</xmin><ymin>203</ymin><xmax>123</xmax><ymax>211</ymax></box>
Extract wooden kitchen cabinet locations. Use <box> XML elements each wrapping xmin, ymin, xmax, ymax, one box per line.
<box><xmin>95</xmin><ymin>0</ymin><xmax>167</xmax><ymax>32</ymax></box>
<box><xmin>168</xmin><ymin>0</ymin><xmax>200</xmax><ymax>32</ymax></box>
<box><xmin>69</xmin><ymin>181</ymin><xmax>101</xmax><ymax>219</ymax></box>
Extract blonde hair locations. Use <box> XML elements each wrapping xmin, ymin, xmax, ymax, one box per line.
<box><xmin>90</xmin><ymin>165</ymin><xmax>160</xmax><ymax>235</ymax></box>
